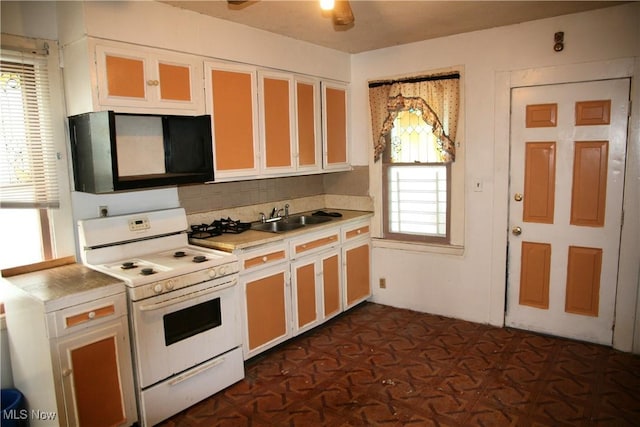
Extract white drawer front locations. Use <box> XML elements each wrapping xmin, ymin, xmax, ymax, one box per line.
<box><xmin>342</xmin><ymin>221</ymin><xmax>370</xmax><ymax>241</ymax></box>
<box><xmin>289</xmin><ymin>227</ymin><xmax>341</xmax><ymax>260</ymax></box>
<box><xmin>239</xmin><ymin>243</ymin><xmax>288</xmax><ymax>273</ymax></box>
<box><xmin>47</xmin><ymin>292</ymin><xmax>127</xmax><ymax>338</ymax></box>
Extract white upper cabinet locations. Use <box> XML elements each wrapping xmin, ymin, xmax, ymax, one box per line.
<box><xmin>258</xmin><ymin>71</ymin><xmax>322</xmax><ymax>176</ymax></box>
<box><xmin>204</xmin><ymin>61</ymin><xmax>260</xmax><ymax>180</ymax></box>
<box><xmin>206</xmin><ymin>62</ymin><xmax>326</xmax><ymax>182</ymax></box>
<box><xmin>95</xmin><ymin>44</ymin><xmax>203</xmax><ymax>113</ymax></box>
<box><xmin>321</xmin><ymin>80</ymin><xmax>350</xmax><ymax>171</ymax></box>
<box><xmin>62</xmin><ymin>38</ymin><xmax>204</xmax><ymax>116</ymax></box>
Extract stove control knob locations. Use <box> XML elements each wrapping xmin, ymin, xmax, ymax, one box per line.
<box><xmin>209</xmin><ymin>269</ymin><xmax>217</xmax><ymax>278</ymax></box>
<box><xmin>219</xmin><ymin>265</ymin><xmax>228</xmax><ymax>275</ymax></box>
<box><xmin>165</xmin><ymin>280</ymin><xmax>174</xmax><ymax>290</ymax></box>
<box><xmin>153</xmin><ymin>284</ymin><xmax>163</xmax><ymax>294</ymax></box>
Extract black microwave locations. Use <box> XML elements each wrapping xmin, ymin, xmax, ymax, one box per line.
<box><xmin>69</xmin><ymin>111</ymin><xmax>213</xmax><ymax>193</ymax></box>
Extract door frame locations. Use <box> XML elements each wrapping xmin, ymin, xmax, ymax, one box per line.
<box><xmin>490</xmin><ymin>58</ymin><xmax>640</xmax><ymax>352</ymax></box>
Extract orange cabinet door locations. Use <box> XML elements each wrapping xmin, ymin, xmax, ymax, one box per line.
<box><xmin>157</xmin><ymin>60</ymin><xmax>193</xmax><ymax>102</ymax></box>
<box><xmin>103</xmin><ymin>52</ymin><xmax>147</xmax><ymax>100</ymax></box>
<box><xmin>206</xmin><ymin>63</ymin><xmax>259</xmax><ymax>179</ymax></box>
<box><xmin>292</xmin><ymin>260</ymin><xmax>319</xmax><ymax>332</ymax></box>
<box><xmin>295</xmin><ymin>78</ymin><xmax>321</xmax><ymax>172</ymax></box>
<box><xmin>322</xmin><ymin>82</ymin><xmax>349</xmax><ymax>170</ymax></box>
<box><xmin>57</xmin><ymin>319</ymin><xmax>136</xmax><ymax>427</ymax></box>
<box><xmin>343</xmin><ymin>241</ymin><xmax>371</xmax><ymax>308</ymax></box>
<box><xmin>243</xmin><ymin>267</ymin><xmax>290</xmax><ymax>355</ymax></box>
<box><xmin>321</xmin><ymin>252</ymin><xmax>342</xmax><ymax>319</ymax></box>
<box><xmin>260</xmin><ymin>72</ymin><xmax>294</xmax><ymax>172</ymax></box>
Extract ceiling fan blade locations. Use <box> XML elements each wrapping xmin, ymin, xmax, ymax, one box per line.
<box><xmin>333</xmin><ymin>0</ymin><xmax>354</xmax><ymax>26</ymax></box>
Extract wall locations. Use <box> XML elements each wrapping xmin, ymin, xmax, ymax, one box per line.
<box><xmin>352</xmin><ymin>3</ymin><xmax>640</xmax><ymax>351</ymax></box>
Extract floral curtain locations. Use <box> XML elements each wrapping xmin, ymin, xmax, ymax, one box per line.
<box><xmin>369</xmin><ymin>74</ymin><xmax>459</xmax><ymax>162</ymax></box>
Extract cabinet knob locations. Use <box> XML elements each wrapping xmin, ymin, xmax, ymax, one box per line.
<box><xmin>62</xmin><ymin>368</ymin><xmax>72</xmax><ymax>377</ymax></box>
<box><xmin>88</xmin><ymin>311</ymin><xmax>96</xmax><ymax>320</ymax></box>
<box><xmin>146</xmin><ymin>79</ymin><xmax>160</xmax><ymax>86</ymax></box>
<box><xmin>262</xmin><ymin>256</ymin><xmax>268</xmax><ymax>263</ymax></box>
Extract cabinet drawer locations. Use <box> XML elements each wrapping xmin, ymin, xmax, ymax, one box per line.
<box><xmin>290</xmin><ymin>228</ymin><xmax>340</xmax><ymax>259</ymax></box>
<box><xmin>342</xmin><ymin>222</ymin><xmax>370</xmax><ymax>241</ymax></box>
<box><xmin>240</xmin><ymin>243</ymin><xmax>288</xmax><ymax>272</ymax></box>
<box><xmin>47</xmin><ymin>292</ymin><xmax>127</xmax><ymax>338</ymax></box>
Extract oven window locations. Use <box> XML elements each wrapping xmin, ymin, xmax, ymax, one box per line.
<box><xmin>163</xmin><ymin>298</ymin><xmax>221</xmax><ymax>346</ymax></box>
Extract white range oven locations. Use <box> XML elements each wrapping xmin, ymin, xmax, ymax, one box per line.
<box><xmin>78</xmin><ymin>208</ymin><xmax>244</xmax><ymax>426</ymax></box>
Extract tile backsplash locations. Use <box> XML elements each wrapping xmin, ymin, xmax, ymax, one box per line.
<box><xmin>179</xmin><ymin>166</ymin><xmax>371</xmax><ymax>223</ymax></box>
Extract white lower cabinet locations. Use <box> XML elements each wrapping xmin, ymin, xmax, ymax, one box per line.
<box><xmin>4</xmin><ymin>281</ymin><xmax>137</xmax><ymax>427</ymax></box>
<box><xmin>239</xmin><ymin>243</ymin><xmax>291</xmax><ymax>359</ymax></box>
<box><xmin>238</xmin><ymin>217</ymin><xmax>371</xmax><ymax>360</ymax></box>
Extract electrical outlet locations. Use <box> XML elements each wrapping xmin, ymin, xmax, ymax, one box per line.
<box><xmin>379</xmin><ymin>278</ymin><xmax>386</xmax><ymax>289</ymax></box>
<box><xmin>99</xmin><ymin>205</ymin><xmax>108</xmax><ymax>217</ymax></box>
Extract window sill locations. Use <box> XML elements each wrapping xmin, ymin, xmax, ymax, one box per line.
<box><xmin>372</xmin><ymin>238</ymin><xmax>464</xmax><ymax>256</ymax></box>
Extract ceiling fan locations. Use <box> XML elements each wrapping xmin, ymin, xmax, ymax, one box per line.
<box><xmin>227</xmin><ymin>0</ymin><xmax>355</xmax><ymax>27</ymax></box>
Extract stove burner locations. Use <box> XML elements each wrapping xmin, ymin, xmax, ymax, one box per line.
<box><xmin>174</xmin><ymin>251</ymin><xmax>186</xmax><ymax>258</ymax></box>
<box><xmin>140</xmin><ymin>268</ymin><xmax>156</xmax><ymax>276</ymax></box>
<box><xmin>121</xmin><ymin>262</ymin><xmax>137</xmax><ymax>270</ymax></box>
<box><xmin>193</xmin><ymin>255</ymin><xmax>207</xmax><ymax>263</ymax></box>
<box><xmin>188</xmin><ymin>217</ymin><xmax>251</xmax><ymax>239</ymax></box>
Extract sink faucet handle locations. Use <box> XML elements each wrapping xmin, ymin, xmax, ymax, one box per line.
<box><xmin>270</xmin><ymin>207</ymin><xmax>277</xmax><ymax>218</ymax></box>
<box><xmin>259</xmin><ymin>212</ymin><xmax>267</xmax><ymax>223</ymax></box>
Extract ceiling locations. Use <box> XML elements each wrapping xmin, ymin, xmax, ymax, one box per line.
<box><xmin>159</xmin><ymin>1</ymin><xmax>627</xmax><ymax>53</ymax></box>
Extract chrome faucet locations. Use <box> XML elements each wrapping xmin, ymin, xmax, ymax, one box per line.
<box><xmin>264</xmin><ymin>204</ymin><xmax>290</xmax><ymax>222</ymax></box>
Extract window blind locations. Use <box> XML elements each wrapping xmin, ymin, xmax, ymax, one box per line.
<box><xmin>0</xmin><ymin>49</ymin><xmax>60</xmax><ymax>208</ymax></box>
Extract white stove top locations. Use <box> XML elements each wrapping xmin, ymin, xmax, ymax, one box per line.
<box><xmin>78</xmin><ymin>209</ymin><xmax>238</xmax><ymax>289</ymax></box>
<box><xmin>88</xmin><ymin>244</ymin><xmax>236</xmax><ymax>287</ymax></box>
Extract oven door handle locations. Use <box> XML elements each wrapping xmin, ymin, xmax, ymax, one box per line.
<box><xmin>167</xmin><ymin>356</ymin><xmax>226</xmax><ymax>387</ymax></box>
<box><xmin>138</xmin><ymin>278</ymin><xmax>237</xmax><ymax>312</ymax></box>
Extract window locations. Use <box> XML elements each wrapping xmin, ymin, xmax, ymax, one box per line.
<box><xmin>383</xmin><ymin>111</ymin><xmax>450</xmax><ymax>243</ymax></box>
<box><xmin>0</xmin><ymin>38</ymin><xmax>73</xmax><ymax>271</ymax></box>
<box><xmin>369</xmin><ymin>71</ymin><xmax>462</xmax><ymax>246</ymax></box>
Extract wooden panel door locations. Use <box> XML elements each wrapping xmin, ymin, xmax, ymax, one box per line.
<box><xmin>322</xmin><ymin>251</ymin><xmax>342</xmax><ymax>319</ymax></box>
<box><xmin>295</xmin><ymin>77</ymin><xmax>321</xmax><ymax>172</ymax></box>
<box><xmin>259</xmin><ymin>72</ymin><xmax>294</xmax><ymax>172</ymax></box>
<box><xmin>97</xmin><ymin>47</ymin><xmax>148</xmax><ymax>102</ymax></box>
<box><xmin>343</xmin><ymin>240</ymin><xmax>371</xmax><ymax>309</ymax></box>
<box><xmin>56</xmin><ymin>319</ymin><xmax>136</xmax><ymax>427</ymax></box>
<box><xmin>506</xmin><ymin>79</ymin><xmax>630</xmax><ymax>345</ymax></box>
<box><xmin>242</xmin><ymin>265</ymin><xmax>290</xmax><ymax>358</ymax></box>
<box><xmin>205</xmin><ymin>62</ymin><xmax>259</xmax><ymax>179</ymax></box>
<box><xmin>291</xmin><ymin>259</ymin><xmax>320</xmax><ymax>334</ymax></box>
<box><xmin>322</xmin><ymin>81</ymin><xmax>349</xmax><ymax>170</ymax></box>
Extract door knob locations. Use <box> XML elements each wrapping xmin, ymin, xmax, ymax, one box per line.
<box><xmin>512</xmin><ymin>226</ymin><xmax>522</xmax><ymax>236</ymax></box>
<box><xmin>514</xmin><ymin>193</ymin><xmax>523</xmax><ymax>202</ymax></box>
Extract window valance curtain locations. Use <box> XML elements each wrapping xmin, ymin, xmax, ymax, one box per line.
<box><xmin>369</xmin><ymin>73</ymin><xmax>459</xmax><ymax>162</ymax></box>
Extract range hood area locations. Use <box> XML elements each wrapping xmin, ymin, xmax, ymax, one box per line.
<box><xmin>68</xmin><ymin>111</ymin><xmax>213</xmax><ymax>193</ymax></box>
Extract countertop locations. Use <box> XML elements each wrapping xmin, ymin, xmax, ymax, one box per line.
<box><xmin>189</xmin><ymin>209</ymin><xmax>373</xmax><ymax>252</ymax></box>
<box><xmin>2</xmin><ymin>263</ymin><xmax>125</xmax><ymax>312</ymax></box>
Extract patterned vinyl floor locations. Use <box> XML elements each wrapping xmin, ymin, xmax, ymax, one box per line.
<box><xmin>158</xmin><ymin>302</ymin><xmax>640</xmax><ymax>426</ymax></box>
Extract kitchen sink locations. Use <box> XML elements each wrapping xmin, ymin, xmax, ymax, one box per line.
<box><xmin>250</xmin><ymin>214</ymin><xmax>333</xmax><ymax>233</ymax></box>
<box><xmin>287</xmin><ymin>215</ymin><xmax>333</xmax><ymax>225</ymax></box>
<box><xmin>251</xmin><ymin>221</ymin><xmax>305</xmax><ymax>233</ymax></box>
